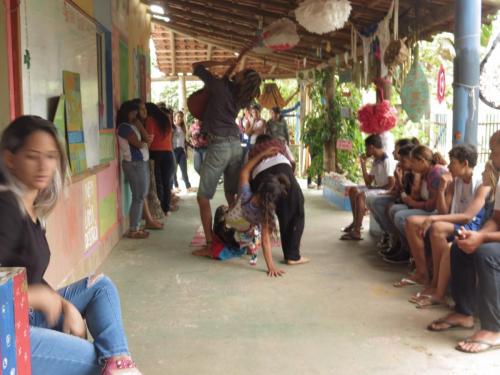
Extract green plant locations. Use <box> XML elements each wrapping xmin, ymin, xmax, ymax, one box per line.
<box><xmin>301</xmin><ymin>69</ymin><xmax>364</xmax><ymax>182</ymax></box>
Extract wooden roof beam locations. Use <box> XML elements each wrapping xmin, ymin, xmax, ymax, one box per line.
<box><xmin>169</xmin><ymin>31</ymin><xmax>176</xmax><ymax>75</ymax></box>
<box><xmin>152</xmin><ymin>20</ymin><xmax>306</xmax><ymax>70</ymax></box>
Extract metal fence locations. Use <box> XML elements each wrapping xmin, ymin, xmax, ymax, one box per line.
<box><xmin>431</xmin><ymin>113</ymin><xmax>500</xmax><ymax>164</ymax></box>
<box><xmin>478</xmin><ymin>114</ymin><xmax>500</xmax><ymax>163</ymax></box>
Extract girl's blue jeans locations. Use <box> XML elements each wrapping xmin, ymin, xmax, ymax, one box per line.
<box><xmin>30</xmin><ymin>275</ymin><xmax>129</xmax><ymax>375</ymax></box>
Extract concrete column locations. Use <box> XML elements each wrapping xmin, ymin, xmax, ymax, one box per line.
<box><xmin>178</xmin><ymin>74</ymin><xmax>187</xmax><ymax>113</ymax></box>
<box><xmin>452</xmin><ymin>0</ymin><xmax>481</xmax><ymax>146</ymax></box>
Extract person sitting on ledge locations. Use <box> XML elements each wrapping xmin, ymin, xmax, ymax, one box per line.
<box><xmin>340</xmin><ymin>134</ymin><xmax>395</xmax><ymax>241</ymax></box>
<box><xmin>0</xmin><ymin>116</ymin><xmax>142</xmax><ymax>375</ymax></box>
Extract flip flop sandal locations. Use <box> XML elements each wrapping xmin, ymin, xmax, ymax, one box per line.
<box><xmin>455</xmin><ymin>339</ymin><xmax>500</xmax><ymax>354</ymax></box>
<box><xmin>427</xmin><ymin>318</ymin><xmax>474</xmax><ymax>332</ymax></box>
<box><xmin>126</xmin><ymin>230</ymin><xmax>150</xmax><ymax>239</ymax></box>
<box><xmin>341</xmin><ymin>224</ymin><xmax>354</xmax><ymax>233</ymax></box>
<box><xmin>339</xmin><ymin>232</ymin><xmax>363</xmax><ymax>241</ymax></box>
<box><xmin>393</xmin><ymin>277</ymin><xmax>419</xmax><ymax>288</ymax></box>
<box><xmin>145</xmin><ymin>222</ymin><xmax>164</xmax><ymax>230</ymax></box>
<box><xmin>408</xmin><ymin>293</ymin><xmax>432</xmax><ymax>304</ymax></box>
<box><xmin>416</xmin><ymin>296</ymin><xmax>448</xmax><ymax>309</ymax></box>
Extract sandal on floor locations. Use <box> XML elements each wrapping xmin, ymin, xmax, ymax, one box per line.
<box><xmin>393</xmin><ymin>277</ymin><xmax>420</xmax><ymax>288</ymax></box>
<box><xmin>416</xmin><ymin>296</ymin><xmax>447</xmax><ymax>309</ymax></box>
<box><xmin>408</xmin><ymin>292</ymin><xmax>432</xmax><ymax>304</ymax></box>
<box><xmin>339</xmin><ymin>232</ymin><xmax>363</xmax><ymax>241</ymax></box>
<box><xmin>341</xmin><ymin>224</ymin><xmax>354</xmax><ymax>233</ymax></box>
<box><xmin>427</xmin><ymin>318</ymin><xmax>474</xmax><ymax>332</ymax></box>
<box><xmin>455</xmin><ymin>339</ymin><xmax>500</xmax><ymax>354</ymax></box>
<box><xmin>145</xmin><ymin>222</ymin><xmax>164</xmax><ymax>230</ymax></box>
<box><xmin>126</xmin><ymin>230</ymin><xmax>149</xmax><ymax>239</ymax></box>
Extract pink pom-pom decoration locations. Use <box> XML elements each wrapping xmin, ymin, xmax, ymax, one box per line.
<box><xmin>357</xmin><ymin>100</ymin><xmax>397</xmax><ymax>134</ymax></box>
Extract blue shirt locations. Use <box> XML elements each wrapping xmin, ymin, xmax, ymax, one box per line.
<box><xmin>117</xmin><ymin>123</ymin><xmax>149</xmax><ymax>162</ymax></box>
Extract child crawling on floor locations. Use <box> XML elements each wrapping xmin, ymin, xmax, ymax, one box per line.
<box><xmin>193</xmin><ymin>146</ymin><xmax>289</xmax><ymax>277</ymax></box>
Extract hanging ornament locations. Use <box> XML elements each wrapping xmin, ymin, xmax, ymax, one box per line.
<box><xmin>295</xmin><ymin>0</ymin><xmax>351</xmax><ymax>35</ymax></box>
<box><xmin>262</xmin><ymin>18</ymin><xmax>300</xmax><ymax>52</ymax></box>
<box><xmin>401</xmin><ymin>48</ymin><xmax>430</xmax><ymax>122</ymax></box>
<box><xmin>358</xmin><ymin>80</ymin><xmax>397</xmax><ymax>134</ymax></box>
<box><xmin>258</xmin><ymin>83</ymin><xmax>286</xmax><ymax>109</ymax></box>
<box><xmin>480</xmin><ymin>32</ymin><xmax>500</xmax><ymax>109</ymax></box>
<box><xmin>326</xmin><ymin>41</ymin><xmax>332</xmax><ymax>53</ymax></box>
<box><xmin>437</xmin><ymin>64</ymin><xmax>446</xmax><ymax>104</ymax></box>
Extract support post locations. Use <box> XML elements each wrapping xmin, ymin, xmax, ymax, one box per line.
<box><xmin>178</xmin><ymin>74</ymin><xmax>187</xmax><ymax>112</ymax></box>
<box><xmin>299</xmin><ymin>81</ymin><xmax>306</xmax><ymax>176</ymax></box>
<box><xmin>452</xmin><ymin>0</ymin><xmax>481</xmax><ymax>146</ymax></box>
<box><xmin>323</xmin><ymin>66</ymin><xmax>337</xmax><ymax>173</ymax></box>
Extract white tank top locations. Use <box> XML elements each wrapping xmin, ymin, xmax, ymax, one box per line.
<box><xmin>450</xmin><ymin>172</ymin><xmax>483</xmax><ymax>214</ymax></box>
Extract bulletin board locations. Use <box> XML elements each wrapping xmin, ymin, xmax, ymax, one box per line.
<box><xmin>20</xmin><ymin>0</ymin><xmax>102</xmax><ymax>169</ymax></box>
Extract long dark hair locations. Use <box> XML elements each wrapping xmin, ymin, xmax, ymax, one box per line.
<box><xmin>146</xmin><ymin>102</ymin><xmax>171</xmax><ymax>134</ymax></box>
<box><xmin>254</xmin><ymin>173</ymin><xmax>290</xmax><ymax>234</ymax></box>
<box><xmin>234</xmin><ymin>69</ymin><xmax>261</xmax><ymax>109</ymax></box>
<box><xmin>116</xmin><ymin>100</ymin><xmax>139</xmax><ymax>127</ymax></box>
<box><xmin>0</xmin><ymin>115</ymin><xmax>69</xmax><ymax>218</ymax></box>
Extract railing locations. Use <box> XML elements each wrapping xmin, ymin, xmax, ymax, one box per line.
<box><xmin>431</xmin><ymin>113</ymin><xmax>500</xmax><ymax>164</ymax></box>
<box><xmin>478</xmin><ymin>114</ymin><xmax>500</xmax><ymax>163</ymax></box>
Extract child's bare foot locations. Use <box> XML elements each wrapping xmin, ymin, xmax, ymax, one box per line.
<box><xmin>286</xmin><ymin>256</ymin><xmax>310</xmax><ymax>265</ymax></box>
<box><xmin>192</xmin><ymin>247</ymin><xmax>212</xmax><ymax>257</ymax></box>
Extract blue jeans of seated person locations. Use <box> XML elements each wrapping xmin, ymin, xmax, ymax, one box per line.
<box><xmin>30</xmin><ymin>275</ymin><xmax>129</xmax><ymax>375</ymax></box>
<box><xmin>393</xmin><ymin>206</ymin><xmax>433</xmax><ymax>251</ymax></box>
<box><xmin>122</xmin><ymin>160</ymin><xmax>149</xmax><ymax>231</ymax></box>
<box><xmin>451</xmin><ymin>242</ymin><xmax>500</xmax><ymax>332</ymax></box>
<box><xmin>366</xmin><ymin>194</ymin><xmax>395</xmax><ymax>233</ymax></box>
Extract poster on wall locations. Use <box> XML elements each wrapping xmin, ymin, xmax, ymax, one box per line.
<box><xmin>83</xmin><ymin>175</ymin><xmax>99</xmax><ymax>252</ymax></box>
<box><xmin>63</xmin><ymin>71</ymin><xmax>88</xmax><ymax>174</ymax></box>
<box><xmin>52</xmin><ymin>95</ymin><xmax>67</xmax><ymax>145</ymax></box>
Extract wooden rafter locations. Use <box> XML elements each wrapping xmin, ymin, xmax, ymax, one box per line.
<box><xmin>146</xmin><ymin>0</ymin><xmax>500</xmax><ymax>79</ymax></box>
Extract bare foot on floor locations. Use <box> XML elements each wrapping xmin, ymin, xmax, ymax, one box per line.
<box><xmin>286</xmin><ymin>256</ymin><xmax>310</xmax><ymax>265</ymax></box>
<box><xmin>456</xmin><ymin>330</ymin><xmax>500</xmax><ymax>353</ymax></box>
<box><xmin>427</xmin><ymin>312</ymin><xmax>474</xmax><ymax>332</ymax></box>
<box><xmin>192</xmin><ymin>246</ymin><xmax>212</xmax><ymax>257</ymax></box>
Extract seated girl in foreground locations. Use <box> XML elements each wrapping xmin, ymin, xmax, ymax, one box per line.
<box><xmin>0</xmin><ymin>116</ymin><xmax>142</xmax><ymax>375</ymax></box>
<box><xmin>193</xmin><ymin>147</ymin><xmax>289</xmax><ymax>277</ymax></box>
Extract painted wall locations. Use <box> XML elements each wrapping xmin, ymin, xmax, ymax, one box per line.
<box><xmin>11</xmin><ymin>0</ymin><xmax>151</xmax><ymax>287</ymax></box>
<box><xmin>0</xmin><ymin>5</ymin><xmax>12</xmax><ymax>129</ymax></box>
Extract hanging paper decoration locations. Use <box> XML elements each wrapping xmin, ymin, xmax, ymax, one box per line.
<box><xmin>401</xmin><ymin>55</ymin><xmax>430</xmax><ymax>122</ymax></box>
<box><xmin>480</xmin><ymin>32</ymin><xmax>500</xmax><ymax>109</ymax></box>
<box><xmin>295</xmin><ymin>0</ymin><xmax>351</xmax><ymax>35</ymax></box>
<box><xmin>384</xmin><ymin>38</ymin><xmax>409</xmax><ymax>75</ymax></box>
<box><xmin>437</xmin><ymin>64</ymin><xmax>446</xmax><ymax>104</ymax></box>
<box><xmin>262</xmin><ymin>18</ymin><xmax>300</xmax><ymax>52</ymax></box>
<box><xmin>258</xmin><ymin>83</ymin><xmax>286</xmax><ymax>109</ymax></box>
<box><xmin>358</xmin><ymin>100</ymin><xmax>397</xmax><ymax>134</ymax></box>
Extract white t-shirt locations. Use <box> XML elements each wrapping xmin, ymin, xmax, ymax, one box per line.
<box><xmin>249</xmin><ymin>119</ymin><xmax>266</xmax><ymax>145</ymax></box>
<box><xmin>451</xmin><ymin>171</ymin><xmax>483</xmax><ymax>214</ymax></box>
<box><xmin>370</xmin><ymin>154</ymin><xmax>393</xmax><ymax>187</ymax></box>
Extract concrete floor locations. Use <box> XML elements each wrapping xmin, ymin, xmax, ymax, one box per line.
<box><xmin>102</xmin><ymin>188</ymin><xmax>500</xmax><ymax>375</ymax></box>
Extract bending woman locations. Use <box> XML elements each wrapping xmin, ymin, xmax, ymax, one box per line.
<box><xmin>193</xmin><ymin>147</ymin><xmax>288</xmax><ymax>277</ymax></box>
<box><xmin>0</xmin><ymin>116</ymin><xmax>142</xmax><ymax>374</ymax></box>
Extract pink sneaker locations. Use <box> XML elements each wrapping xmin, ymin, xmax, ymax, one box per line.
<box><xmin>102</xmin><ymin>357</ymin><xmax>142</xmax><ymax>375</ymax></box>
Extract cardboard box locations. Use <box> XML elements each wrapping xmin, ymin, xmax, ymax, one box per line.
<box><xmin>0</xmin><ymin>268</ymin><xmax>31</xmax><ymax>375</ymax></box>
